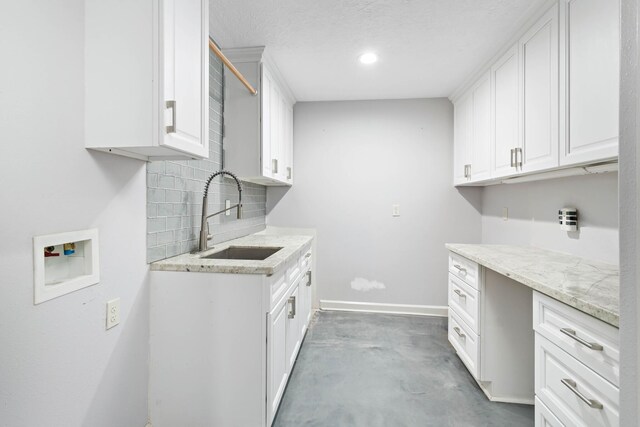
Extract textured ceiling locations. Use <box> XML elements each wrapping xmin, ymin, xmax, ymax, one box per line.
<box><xmin>209</xmin><ymin>0</ymin><xmax>547</xmax><ymax>101</ymax></box>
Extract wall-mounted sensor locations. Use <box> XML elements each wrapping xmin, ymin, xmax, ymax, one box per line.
<box><xmin>559</xmin><ymin>208</ymin><xmax>578</xmax><ymax>231</ymax></box>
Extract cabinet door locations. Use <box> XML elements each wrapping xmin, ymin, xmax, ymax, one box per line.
<box><xmin>160</xmin><ymin>0</ymin><xmax>209</xmax><ymax>158</ymax></box>
<box><xmin>298</xmin><ymin>270</ymin><xmax>312</xmax><ymax>334</ymax></box>
<box><xmin>453</xmin><ymin>94</ymin><xmax>472</xmax><ymax>185</ymax></box>
<box><xmin>285</xmin><ymin>285</ymin><xmax>301</xmax><ymax>370</ymax></box>
<box><xmin>491</xmin><ymin>45</ymin><xmax>520</xmax><ymax>178</ymax></box>
<box><xmin>560</xmin><ymin>0</ymin><xmax>619</xmax><ymax>165</ymax></box>
<box><xmin>519</xmin><ymin>4</ymin><xmax>559</xmax><ymax>173</ymax></box>
<box><xmin>270</xmin><ymin>83</ymin><xmax>282</xmax><ymax>180</ymax></box>
<box><xmin>470</xmin><ymin>73</ymin><xmax>492</xmax><ymax>182</ymax></box>
<box><xmin>262</xmin><ymin>67</ymin><xmax>273</xmax><ymax>177</ymax></box>
<box><xmin>284</xmin><ymin>104</ymin><xmax>294</xmax><ymax>184</ymax></box>
<box><xmin>267</xmin><ymin>301</ymin><xmax>288</xmax><ymax>425</ymax></box>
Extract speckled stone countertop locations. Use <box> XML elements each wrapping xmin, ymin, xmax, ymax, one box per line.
<box><xmin>151</xmin><ymin>234</ymin><xmax>313</xmax><ymax>275</ymax></box>
<box><xmin>445</xmin><ymin>244</ymin><xmax>619</xmax><ymax>327</ymax></box>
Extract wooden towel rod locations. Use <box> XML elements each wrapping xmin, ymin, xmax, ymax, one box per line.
<box><xmin>208</xmin><ymin>38</ymin><xmax>258</xmax><ymax>96</ymax></box>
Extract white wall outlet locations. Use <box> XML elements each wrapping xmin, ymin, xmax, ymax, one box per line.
<box><xmin>392</xmin><ymin>205</ymin><xmax>400</xmax><ymax>217</ymax></box>
<box><xmin>502</xmin><ymin>207</ymin><xmax>509</xmax><ymax>221</ymax></box>
<box><xmin>225</xmin><ymin>200</ymin><xmax>231</xmax><ymax>216</ymax></box>
<box><xmin>106</xmin><ymin>298</ymin><xmax>120</xmax><ymax>330</ymax></box>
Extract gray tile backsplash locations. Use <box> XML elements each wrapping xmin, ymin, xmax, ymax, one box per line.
<box><xmin>146</xmin><ymin>51</ymin><xmax>267</xmax><ymax>263</ymax></box>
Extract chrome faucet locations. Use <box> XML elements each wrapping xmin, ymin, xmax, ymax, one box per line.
<box><xmin>199</xmin><ymin>170</ymin><xmax>243</xmax><ymax>252</ymax></box>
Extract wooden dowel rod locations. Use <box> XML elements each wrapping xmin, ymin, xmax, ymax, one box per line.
<box><xmin>208</xmin><ymin>39</ymin><xmax>258</xmax><ymax>96</ymax></box>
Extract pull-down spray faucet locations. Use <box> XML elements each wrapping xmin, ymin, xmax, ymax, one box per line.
<box><xmin>199</xmin><ymin>170</ymin><xmax>243</xmax><ymax>252</ymax></box>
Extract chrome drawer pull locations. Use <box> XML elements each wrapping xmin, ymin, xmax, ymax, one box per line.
<box><xmin>453</xmin><ymin>289</ymin><xmax>466</xmax><ymax>298</ymax></box>
<box><xmin>288</xmin><ymin>296</ymin><xmax>296</xmax><ymax>319</ymax></box>
<box><xmin>561</xmin><ymin>379</ymin><xmax>603</xmax><ymax>409</ymax></box>
<box><xmin>453</xmin><ymin>264</ymin><xmax>467</xmax><ymax>274</ymax></box>
<box><xmin>560</xmin><ymin>328</ymin><xmax>604</xmax><ymax>351</ymax></box>
<box><xmin>453</xmin><ymin>327</ymin><xmax>465</xmax><ymax>339</ymax></box>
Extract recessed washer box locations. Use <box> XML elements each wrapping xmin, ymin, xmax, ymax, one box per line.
<box><xmin>33</xmin><ymin>228</ymin><xmax>100</xmax><ymax>304</ymax></box>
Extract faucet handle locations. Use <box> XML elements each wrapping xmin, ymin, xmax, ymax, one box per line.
<box><xmin>207</xmin><ymin>234</ymin><xmax>213</xmax><ymax>241</ymax></box>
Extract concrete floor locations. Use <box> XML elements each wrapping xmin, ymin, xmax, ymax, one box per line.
<box><xmin>273</xmin><ymin>311</ymin><xmax>534</xmax><ymax>427</ymax></box>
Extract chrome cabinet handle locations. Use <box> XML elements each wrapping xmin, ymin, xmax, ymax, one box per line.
<box><xmin>453</xmin><ymin>289</ymin><xmax>466</xmax><ymax>298</ymax></box>
<box><xmin>510</xmin><ymin>149</ymin><xmax>515</xmax><ymax>167</ymax></box>
<box><xmin>272</xmin><ymin>159</ymin><xmax>278</xmax><ymax>174</ymax></box>
<box><xmin>453</xmin><ymin>264</ymin><xmax>467</xmax><ymax>274</ymax></box>
<box><xmin>561</xmin><ymin>379</ymin><xmax>603</xmax><ymax>409</ymax></box>
<box><xmin>560</xmin><ymin>328</ymin><xmax>604</xmax><ymax>351</ymax></box>
<box><xmin>288</xmin><ymin>296</ymin><xmax>296</xmax><ymax>319</ymax></box>
<box><xmin>515</xmin><ymin>147</ymin><xmax>523</xmax><ymax>168</ymax></box>
<box><xmin>453</xmin><ymin>326</ymin><xmax>465</xmax><ymax>339</ymax></box>
<box><xmin>287</xmin><ymin>166</ymin><xmax>292</xmax><ymax>180</ymax></box>
<box><xmin>463</xmin><ymin>164</ymin><xmax>472</xmax><ymax>179</ymax></box>
<box><xmin>306</xmin><ymin>270</ymin><xmax>312</xmax><ymax>287</ymax></box>
<box><xmin>166</xmin><ymin>100</ymin><xmax>176</xmax><ymax>133</ymax></box>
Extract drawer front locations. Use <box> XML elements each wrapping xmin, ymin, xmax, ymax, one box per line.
<box><xmin>533</xmin><ymin>292</ymin><xmax>619</xmax><ymax>387</ymax></box>
<box><xmin>535</xmin><ymin>334</ymin><xmax>619</xmax><ymax>427</ymax></box>
<box><xmin>269</xmin><ymin>269</ymin><xmax>288</xmax><ymax>310</ymax></box>
<box><xmin>448</xmin><ymin>251</ymin><xmax>479</xmax><ymax>290</ymax></box>
<box><xmin>449</xmin><ymin>310</ymin><xmax>480</xmax><ymax>379</ymax></box>
<box><xmin>302</xmin><ymin>248</ymin><xmax>312</xmax><ymax>271</ymax></box>
<box><xmin>535</xmin><ymin>397</ymin><xmax>565</xmax><ymax>427</ymax></box>
<box><xmin>448</xmin><ymin>273</ymin><xmax>480</xmax><ymax>334</ymax></box>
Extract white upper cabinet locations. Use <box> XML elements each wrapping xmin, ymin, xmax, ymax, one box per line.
<box><xmin>559</xmin><ymin>0</ymin><xmax>619</xmax><ymax>165</ymax></box>
<box><xmin>471</xmin><ymin>72</ymin><xmax>492</xmax><ymax>182</ymax></box>
<box><xmin>453</xmin><ymin>94</ymin><xmax>472</xmax><ymax>185</ymax></box>
<box><xmin>451</xmin><ymin>0</ymin><xmax>618</xmax><ymax>186</ymax></box>
<box><xmin>519</xmin><ymin>4</ymin><xmax>559</xmax><ymax>174</ymax></box>
<box><xmin>491</xmin><ymin>45</ymin><xmax>520</xmax><ymax>178</ymax></box>
<box><xmin>223</xmin><ymin>47</ymin><xmax>295</xmax><ymax>186</ymax></box>
<box><xmin>85</xmin><ymin>0</ymin><xmax>209</xmax><ymax>161</ymax></box>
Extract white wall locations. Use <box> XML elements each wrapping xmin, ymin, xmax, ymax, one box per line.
<box><xmin>267</xmin><ymin>99</ymin><xmax>482</xmax><ymax>311</ymax></box>
<box><xmin>0</xmin><ymin>2</ymin><xmax>149</xmax><ymax>426</ymax></box>
<box><xmin>481</xmin><ymin>173</ymin><xmax>619</xmax><ymax>264</ymax></box>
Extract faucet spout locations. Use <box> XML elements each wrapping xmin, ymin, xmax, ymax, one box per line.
<box><xmin>199</xmin><ymin>170</ymin><xmax>243</xmax><ymax>252</ymax></box>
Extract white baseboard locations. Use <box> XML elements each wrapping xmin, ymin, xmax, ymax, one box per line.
<box><xmin>319</xmin><ymin>300</ymin><xmax>448</xmax><ymax>317</ymax></box>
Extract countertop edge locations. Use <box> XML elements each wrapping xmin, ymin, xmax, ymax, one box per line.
<box><xmin>445</xmin><ymin>244</ymin><xmax>619</xmax><ymax>328</ymax></box>
<box><xmin>150</xmin><ymin>235</ymin><xmax>313</xmax><ymax>276</ymax></box>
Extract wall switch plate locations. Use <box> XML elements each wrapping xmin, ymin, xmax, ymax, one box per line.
<box><xmin>225</xmin><ymin>200</ymin><xmax>231</xmax><ymax>216</ymax></box>
<box><xmin>392</xmin><ymin>205</ymin><xmax>400</xmax><ymax>217</ymax></box>
<box><xmin>106</xmin><ymin>298</ymin><xmax>120</xmax><ymax>330</ymax></box>
<box><xmin>502</xmin><ymin>207</ymin><xmax>508</xmax><ymax>221</ymax></box>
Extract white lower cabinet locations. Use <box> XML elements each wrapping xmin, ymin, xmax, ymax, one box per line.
<box><xmin>267</xmin><ymin>295</ymin><xmax>289</xmax><ymax>424</ymax></box>
<box><xmin>533</xmin><ymin>292</ymin><xmax>619</xmax><ymax>427</ymax></box>
<box><xmin>535</xmin><ymin>397</ymin><xmax>565</xmax><ymax>426</ymax></box>
<box><xmin>150</xmin><ymin>244</ymin><xmax>313</xmax><ymax>427</ymax></box>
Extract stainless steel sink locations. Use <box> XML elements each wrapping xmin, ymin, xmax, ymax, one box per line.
<box><xmin>201</xmin><ymin>246</ymin><xmax>283</xmax><ymax>261</ymax></box>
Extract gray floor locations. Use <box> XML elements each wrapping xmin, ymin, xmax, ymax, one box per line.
<box><xmin>273</xmin><ymin>311</ymin><xmax>533</xmax><ymax>427</ymax></box>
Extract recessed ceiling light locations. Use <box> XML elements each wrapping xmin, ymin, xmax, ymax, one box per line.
<box><xmin>358</xmin><ymin>52</ymin><xmax>378</xmax><ymax>64</ymax></box>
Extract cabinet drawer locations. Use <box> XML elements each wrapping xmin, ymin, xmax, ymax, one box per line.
<box><xmin>449</xmin><ymin>310</ymin><xmax>480</xmax><ymax>379</ymax></box>
<box><xmin>448</xmin><ymin>251</ymin><xmax>479</xmax><ymax>290</ymax></box>
<box><xmin>448</xmin><ymin>273</ymin><xmax>480</xmax><ymax>334</ymax></box>
<box><xmin>535</xmin><ymin>334</ymin><xmax>619</xmax><ymax>427</ymax></box>
<box><xmin>269</xmin><ymin>269</ymin><xmax>288</xmax><ymax>309</ymax></box>
<box><xmin>535</xmin><ymin>397</ymin><xmax>565</xmax><ymax>427</ymax></box>
<box><xmin>302</xmin><ymin>248</ymin><xmax>312</xmax><ymax>271</ymax></box>
<box><xmin>533</xmin><ymin>292</ymin><xmax>619</xmax><ymax>387</ymax></box>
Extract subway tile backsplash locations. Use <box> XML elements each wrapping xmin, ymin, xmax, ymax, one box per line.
<box><xmin>146</xmin><ymin>51</ymin><xmax>266</xmax><ymax>263</ymax></box>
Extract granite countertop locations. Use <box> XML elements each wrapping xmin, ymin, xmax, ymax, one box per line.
<box><xmin>445</xmin><ymin>244</ymin><xmax>619</xmax><ymax>327</ymax></box>
<box><xmin>151</xmin><ymin>234</ymin><xmax>313</xmax><ymax>275</ymax></box>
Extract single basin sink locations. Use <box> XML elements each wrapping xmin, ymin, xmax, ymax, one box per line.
<box><xmin>201</xmin><ymin>246</ymin><xmax>283</xmax><ymax>261</ymax></box>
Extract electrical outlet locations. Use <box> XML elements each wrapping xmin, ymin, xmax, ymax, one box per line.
<box><xmin>392</xmin><ymin>205</ymin><xmax>400</xmax><ymax>217</ymax></box>
<box><xmin>106</xmin><ymin>298</ymin><xmax>120</xmax><ymax>330</ymax></box>
<box><xmin>225</xmin><ymin>200</ymin><xmax>231</xmax><ymax>216</ymax></box>
<box><xmin>502</xmin><ymin>207</ymin><xmax>509</xmax><ymax>221</ymax></box>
